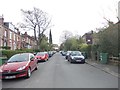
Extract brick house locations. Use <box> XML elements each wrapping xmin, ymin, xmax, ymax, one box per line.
<box><xmin>21</xmin><ymin>32</ymin><xmax>37</xmax><ymax>49</ymax></box>
<box><xmin>0</xmin><ymin>16</ymin><xmax>37</xmax><ymax>50</ymax></box>
<box><xmin>82</xmin><ymin>31</ymin><xmax>93</xmax><ymax>45</ymax></box>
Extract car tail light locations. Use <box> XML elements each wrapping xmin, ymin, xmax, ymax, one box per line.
<box><xmin>42</xmin><ymin>55</ymin><xmax>45</xmax><ymax>58</ymax></box>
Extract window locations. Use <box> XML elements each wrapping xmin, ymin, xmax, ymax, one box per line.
<box><xmin>4</xmin><ymin>30</ymin><xmax>7</xmax><ymax>37</ymax></box>
<box><xmin>10</xmin><ymin>31</ymin><xmax>12</xmax><ymax>39</ymax></box>
<box><xmin>14</xmin><ymin>34</ymin><xmax>15</xmax><ymax>41</ymax></box>
<box><xmin>4</xmin><ymin>41</ymin><xmax>7</xmax><ymax>46</ymax></box>
<box><xmin>14</xmin><ymin>42</ymin><xmax>16</xmax><ymax>50</ymax></box>
<box><xmin>9</xmin><ymin>37</ymin><xmax>12</xmax><ymax>50</ymax></box>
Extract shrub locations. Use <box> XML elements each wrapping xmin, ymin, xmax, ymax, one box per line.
<box><xmin>2</xmin><ymin>50</ymin><xmax>26</xmax><ymax>59</ymax></box>
<box><xmin>80</xmin><ymin>44</ymin><xmax>92</xmax><ymax>58</ymax></box>
<box><xmin>1</xmin><ymin>46</ymin><xmax>11</xmax><ymax>50</ymax></box>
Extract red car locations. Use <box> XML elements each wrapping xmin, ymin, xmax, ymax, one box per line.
<box><xmin>0</xmin><ymin>53</ymin><xmax>38</xmax><ymax>79</ymax></box>
<box><xmin>35</xmin><ymin>52</ymin><xmax>49</xmax><ymax>62</ymax></box>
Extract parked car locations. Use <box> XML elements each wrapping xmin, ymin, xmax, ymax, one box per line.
<box><xmin>68</xmin><ymin>51</ymin><xmax>85</xmax><ymax>63</ymax></box>
<box><xmin>0</xmin><ymin>53</ymin><xmax>38</xmax><ymax>79</ymax></box>
<box><xmin>48</xmin><ymin>51</ymin><xmax>53</xmax><ymax>57</ymax></box>
<box><xmin>35</xmin><ymin>52</ymin><xmax>48</xmax><ymax>62</ymax></box>
<box><xmin>65</xmin><ymin>51</ymin><xmax>72</xmax><ymax>59</ymax></box>
<box><xmin>44</xmin><ymin>52</ymin><xmax>49</xmax><ymax>59</ymax></box>
<box><xmin>61</xmin><ymin>51</ymin><xmax>67</xmax><ymax>56</ymax></box>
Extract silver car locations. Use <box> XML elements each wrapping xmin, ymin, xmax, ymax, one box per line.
<box><xmin>68</xmin><ymin>51</ymin><xmax>85</xmax><ymax>63</ymax></box>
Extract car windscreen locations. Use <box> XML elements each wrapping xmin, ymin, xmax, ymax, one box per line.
<box><xmin>67</xmin><ymin>51</ymin><xmax>71</xmax><ymax>55</ymax></box>
<box><xmin>71</xmin><ymin>52</ymin><xmax>82</xmax><ymax>56</ymax></box>
<box><xmin>36</xmin><ymin>53</ymin><xmax>45</xmax><ymax>56</ymax></box>
<box><xmin>7</xmin><ymin>53</ymin><xmax>29</xmax><ymax>63</ymax></box>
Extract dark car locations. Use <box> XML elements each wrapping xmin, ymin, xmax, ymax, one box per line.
<box><xmin>68</xmin><ymin>51</ymin><xmax>85</xmax><ymax>63</ymax></box>
<box><xmin>48</xmin><ymin>51</ymin><xmax>54</xmax><ymax>57</ymax></box>
<box><xmin>61</xmin><ymin>51</ymin><xmax>67</xmax><ymax>56</ymax></box>
<box><xmin>0</xmin><ymin>53</ymin><xmax>38</xmax><ymax>79</ymax></box>
<box><xmin>65</xmin><ymin>51</ymin><xmax>72</xmax><ymax>59</ymax></box>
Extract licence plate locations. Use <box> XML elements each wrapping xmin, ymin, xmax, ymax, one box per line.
<box><xmin>5</xmin><ymin>76</ymin><xmax>16</xmax><ymax>79</ymax></box>
<box><xmin>76</xmin><ymin>60</ymin><xmax>81</xmax><ymax>62</ymax></box>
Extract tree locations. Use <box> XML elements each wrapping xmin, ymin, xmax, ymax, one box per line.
<box><xmin>20</xmin><ymin>7</ymin><xmax>52</xmax><ymax>49</ymax></box>
<box><xmin>49</xmin><ymin>29</ymin><xmax>52</xmax><ymax>44</ymax></box>
<box><xmin>60</xmin><ymin>30</ymin><xmax>73</xmax><ymax>43</ymax></box>
<box><xmin>39</xmin><ymin>34</ymin><xmax>49</xmax><ymax>51</ymax></box>
<box><xmin>95</xmin><ymin>21</ymin><xmax>118</xmax><ymax>56</ymax></box>
<box><xmin>63</xmin><ymin>37</ymin><xmax>81</xmax><ymax>51</ymax></box>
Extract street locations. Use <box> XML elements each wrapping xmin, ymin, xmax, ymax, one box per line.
<box><xmin>1</xmin><ymin>53</ymin><xmax>118</xmax><ymax>88</ymax></box>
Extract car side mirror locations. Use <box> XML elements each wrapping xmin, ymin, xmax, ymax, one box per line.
<box><xmin>30</xmin><ymin>57</ymin><xmax>34</xmax><ymax>61</ymax></box>
<box><xmin>33</xmin><ymin>53</ymin><xmax>36</xmax><ymax>56</ymax></box>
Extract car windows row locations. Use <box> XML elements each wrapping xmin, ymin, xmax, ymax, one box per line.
<box><xmin>8</xmin><ymin>53</ymin><xmax>29</xmax><ymax>62</ymax></box>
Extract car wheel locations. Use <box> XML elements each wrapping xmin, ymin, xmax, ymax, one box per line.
<box><xmin>70</xmin><ymin>59</ymin><xmax>73</xmax><ymax>63</ymax></box>
<box><xmin>35</xmin><ymin>65</ymin><xmax>38</xmax><ymax>70</ymax></box>
<box><xmin>65</xmin><ymin>56</ymin><xmax>67</xmax><ymax>59</ymax></box>
<box><xmin>26</xmin><ymin>68</ymin><xmax>31</xmax><ymax>78</ymax></box>
<box><xmin>82</xmin><ymin>61</ymin><xmax>85</xmax><ymax>64</ymax></box>
<box><xmin>37</xmin><ymin>60</ymin><xmax>39</xmax><ymax>64</ymax></box>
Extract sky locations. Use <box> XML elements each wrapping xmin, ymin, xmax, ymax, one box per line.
<box><xmin>0</xmin><ymin>0</ymin><xmax>119</xmax><ymax>45</ymax></box>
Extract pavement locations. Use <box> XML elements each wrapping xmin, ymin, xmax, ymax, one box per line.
<box><xmin>86</xmin><ymin>59</ymin><xmax>119</xmax><ymax>78</ymax></box>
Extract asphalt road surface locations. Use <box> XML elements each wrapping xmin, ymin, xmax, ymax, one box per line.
<box><xmin>1</xmin><ymin>53</ymin><xmax>118</xmax><ymax>88</ymax></box>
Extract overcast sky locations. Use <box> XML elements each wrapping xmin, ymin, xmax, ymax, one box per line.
<box><xmin>0</xmin><ymin>0</ymin><xmax>119</xmax><ymax>45</ymax></box>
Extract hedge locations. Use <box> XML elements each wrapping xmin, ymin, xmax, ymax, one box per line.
<box><xmin>1</xmin><ymin>46</ymin><xmax>11</xmax><ymax>50</ymax></box>
<box><xmin>2</xmin><ymin>50</ymin><xmax>26</xmax><ymax>59</ymax></box>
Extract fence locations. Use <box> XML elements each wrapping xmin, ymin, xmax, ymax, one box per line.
<box><xmin>109</xmin><ymin>56</ymin><xmax>120</xmax><ymax>65</ymax></box>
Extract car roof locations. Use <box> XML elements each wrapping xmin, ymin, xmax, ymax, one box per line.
<box><xmin>72</xmin><ymin>51</ymin><xmax>80</xmax><ymax>52</ymax></box>
<box><xmin>15</xmin><ymin>53</ymin><xmax>33</xmax><ymax>55</ymax></box>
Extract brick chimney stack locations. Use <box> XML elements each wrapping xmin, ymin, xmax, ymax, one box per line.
<box><xmin>25</xmin><ymin>32</ymin><xmax>27</xmax><ymax>35</ymax></box>
<box><xmin>0</xmin><ymin>15</ymin><xmax>4</xmax><ymax>25</ymax></box>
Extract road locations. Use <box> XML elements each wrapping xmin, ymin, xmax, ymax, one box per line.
<box><xmin>1</xmin><ymin>53</ymin><xmax>118</xmax><ymax>88</ymax></box>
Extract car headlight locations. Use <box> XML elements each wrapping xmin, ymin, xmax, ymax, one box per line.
<box><xmin>82</xmin><ymin>56</ymin><xmax>85</xmax><ymax>59</ymax></box>
<box><xmin>71</xmin><ymin>56</ymin><xmax>75</xmax><ymax>60</ymax></box>
<box><xmin>17</xmin><ymin>66</ymin><xmax>26</xmax><ymax>71</ymax></box>
<box><xmin>0</xmin><ymin>69</ymin><xmax>3</xmax><ymax>72</ymax></box>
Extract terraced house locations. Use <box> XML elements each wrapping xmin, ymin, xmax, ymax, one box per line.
<box><xmin>0</xmin><ymin>16</ymin><xmax>37</xmax><ymax>50</ymax></box>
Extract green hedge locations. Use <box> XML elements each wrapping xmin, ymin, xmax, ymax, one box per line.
<box><xmin>0</xmin><ymin>57</ymin><xmax>8</xmax><ymax>65</ymax></box>
<box><xmin>0</xmin><ymin>49</ymin><xmax>36</xmax><ymax>65</ymax></box>
<box><xmin>1</xmin><ymin>46</ymin><xmax>11</xmax><ymax>50</ymax></box>
<box><xmin>2</xmin><ymin>50</ymin><xmax>26</xmax><ymax>59</ymax></box>
<box><xmin>16</xmin><ymin>49</ymin><xmax>34</xmax><ymax>53</ymax></box>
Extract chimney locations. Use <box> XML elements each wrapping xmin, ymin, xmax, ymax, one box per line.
<box><xmin>25</xmin><ymin>32</ymin><xmax>27</xmax><ymax>35</ymax></box>
<box><xmin>0</xmin><ymin>16</ymin><xmax>4</xmax><ymax>24</ymax></box>
<box><xmin>18</xmin><ymin>31</ymin><xmax>20</xmax><ymax>35</ymax></box>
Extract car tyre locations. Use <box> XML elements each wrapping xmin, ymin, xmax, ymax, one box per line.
<box><xmin>70</xmin><ymin>59</ymin><xmax>73</xmax><ymax>63</ymax></box>
<box><xmin>26</xmin><ymin>68</ymin><xmax>31</xmax><ymax>78</ymax></box>
<box><xmin>44</xmin><ymin>60</ymin><xmax>46</xmax><ymax>62</ymax></box>
<box><xmin>35</xmin><ymin>65</ymin><xmax>38</xmax><ymax>70</ymax></box>
<box><xmin>81</xmin><ymin>60</ymin><xmax>85</xmax><ymax>64</ymax></box>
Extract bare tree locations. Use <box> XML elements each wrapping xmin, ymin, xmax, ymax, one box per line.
<box><xmin>60</xmin><ymin>30</ymin><xmax>73</xmax><ymax>43</ymax></box>
<box><xmin>19</xmin><ymin>7</ymin><xmax>52</xmax><ymax>49</ymax></box>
